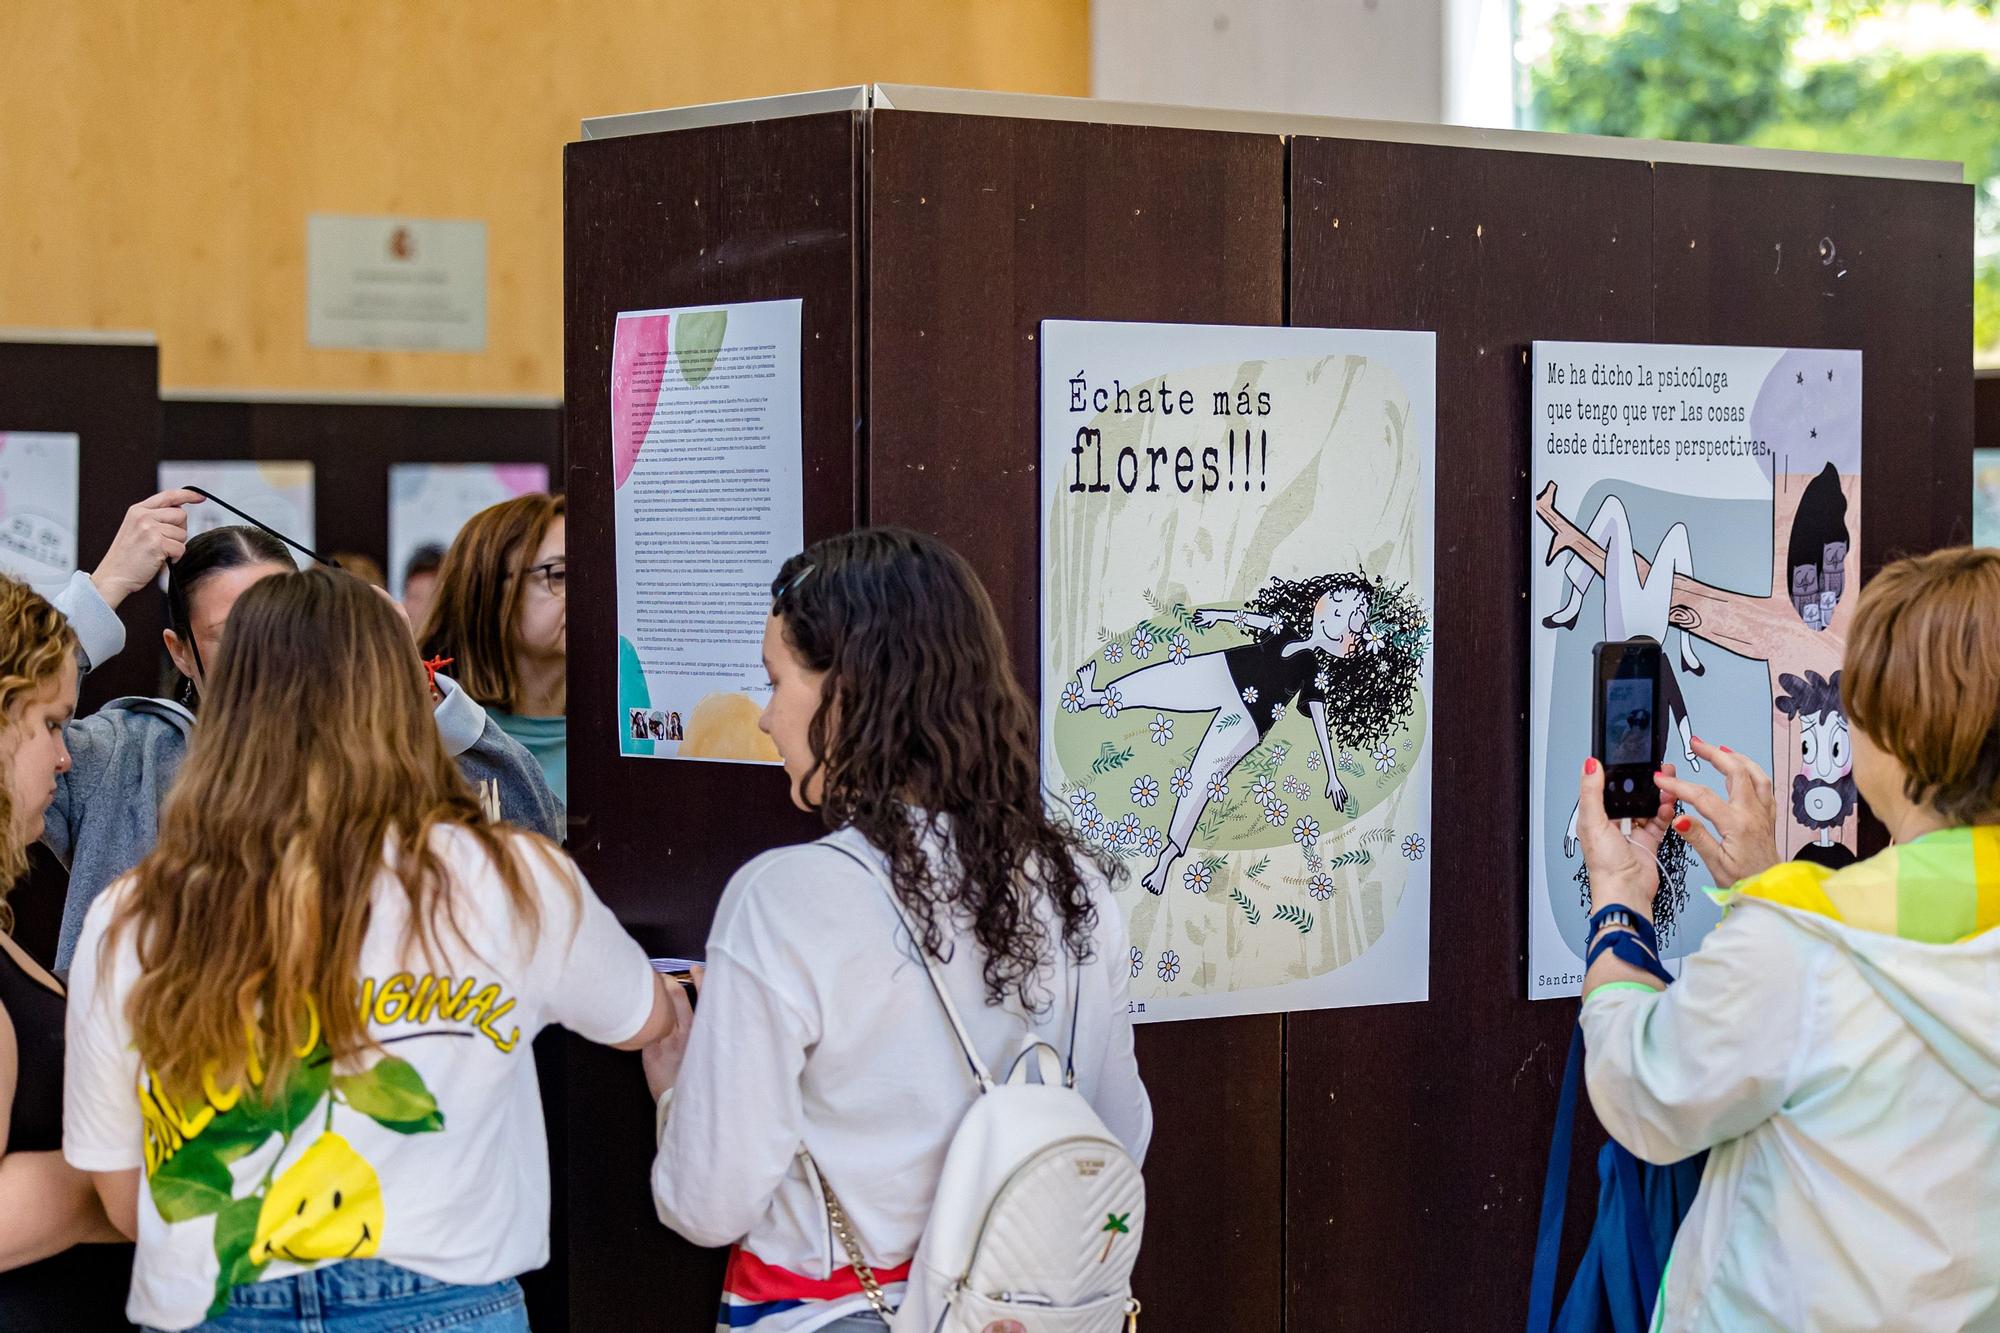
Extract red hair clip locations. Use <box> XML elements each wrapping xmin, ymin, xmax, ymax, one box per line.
<box><xmin>423</xmin><ymin>655</ymin><xmax>454</xmax><ymax>693</ymax></box>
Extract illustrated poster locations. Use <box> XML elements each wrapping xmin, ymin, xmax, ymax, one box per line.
<box><xmin>611</xmin><ymin>298</ymin><xmax>802</xmax><ymax>763</ymax></box>
<box><xmin>387</xmin><ymin>463</ymin><xmax>551</xmax><ymax>596</ymax></box>
<box><xmin>1529</xmin><ymin>342</ymin><xmax>1862</xmax><ymax>998</ymax></box>
<box><xmin>1041</xmin><ymin>320</ymin><xmax>1436</xmax><ymax>1023</ymax></box>
<box><xmin>0</xmin><ymin>432</ymin><xmax>81</xmax><ymax>598</ymax></box>
<box><xmin>158</xmin><ymin>461</ymin><xmax>316</xmax><ymax>567</ymax></box>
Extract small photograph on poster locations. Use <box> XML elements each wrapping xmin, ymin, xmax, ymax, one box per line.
<box><xmin>1042</xmin><ymin>320</ymin><xmax>1435</xmax><ymax>1024</ymax></box>
<box><xmin>158</xmin><ymin>461</ymin><xmax>316</xmax><ymax>567</ymax></box>
<box><xmin>1528</xmin><ymin>342</ymin><xmax>1862</xmax><ymax>999</ymax></box>
<box><xmin>611</xmin><ymin>298</ymin><xmax>803</xmax><ymax>764</ymax></box>
<box><xmin>0</xmin><ymin>432</ymin><xmax>81</xmax><ymax>598</ymax></box>
<box><xmin>387</xmin><ymin>462</ymin><xmax>552</xmax><ymax>596</ymax></box>
<box><xmin>1975</xmin><ymin>449</ymin><xmax>2000</xmax><ymax>548</ymax></box>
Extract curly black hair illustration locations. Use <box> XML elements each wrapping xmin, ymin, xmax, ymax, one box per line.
<box><xmin>1574</xmin><ymin>821</ymin><xmax>1693</xmax><ymax>945</ymax></box>
<box><xmin>1245</xmin><ymin>571</ymin><xmax>1430</xmax><ymax>751</ymax></box>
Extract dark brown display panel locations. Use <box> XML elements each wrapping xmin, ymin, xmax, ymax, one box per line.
<box><xmin>162</xmin><ymin>399</ymin><xmax>563</xmax><ymax>579</ymax></box>
<box><xmin>865</xmin><ymin>107</ymin><xmax>1290</xmax><ymax>1328</ymax></box>
<box><xmin>1283</xmin><ymin>136</ymin><xmax>1970</xmax><ymax>1330</ymax></box>
<box><xmin>0</xmin><ymin>339</ymin><xmax>164</xmax><ymax>711</ymax></box>
<box><xmin>561</xmin><ymin>106</ymin><xmax>1973</xmax><ymax>1331</ymax></box>
<box><xmin>560</xmin><ymin>109</ymin><xmax>863</xmax><ymax>1330</ymax></box>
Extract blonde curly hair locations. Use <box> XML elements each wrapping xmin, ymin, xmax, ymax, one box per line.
<box><xmin>0</xmin><ymin>576</ymin><xmax>77</xmax><ymax>918</ymax></box>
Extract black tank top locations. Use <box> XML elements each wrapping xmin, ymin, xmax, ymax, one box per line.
<box><xmin>0</xmin><ymin>940</ymin><xmax>136</xmax><ymax>1328</ymax></box>
<box><xmin>0</xmin><ymin>941</ymin><xmax>67</xmax><ymax>1149</ymax></box>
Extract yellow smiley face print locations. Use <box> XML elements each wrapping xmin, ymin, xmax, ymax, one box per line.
<box><xmin>253</xmin><ymin>1132</ymin><xmax>384</xmax><ymax>1265</ymax></box>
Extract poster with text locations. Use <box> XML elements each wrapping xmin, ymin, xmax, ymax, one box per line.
<box><xmin>1529</xmin><ymin>342</ymin><xmax>1861</xmax><ymax>998</ymax></box>
<box><xmin>1042</xmin><ymin>320</ymin><xmax>1436</xmax><ymax>1023</ymax></box>
<box><xmin>1975</xmin><ymin>450</ymin><xmax>2000</xmax><ymax>548</ymax></box>
<box><xmin>612</xmin><ymin>299</ymin><xmax>802</xmax><ymax>763</ymax></box>
<box><xmin>387</xmin><ymin>463</ymin><xmax>551</xmax><ymax>596</ymax></box>
<box><xmin>0</xmin><ymin>432</ymin><xmax>80</xmax><ymax>598</ymax></box>
<box><xmin>158</xmin><ymin>461</ymin><xmax>316</xmax><ymax>568</ymax></box>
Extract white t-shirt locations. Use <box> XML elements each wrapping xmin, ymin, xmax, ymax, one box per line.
<box><xmin>651</xmin><ymin>826</ymin><xmax>1152</xmax><ymax>1276</ymax></box>
<box><xmin>63</xmin><ymin>825</ymin><xmax>656</xmax><ymax>1331</ymax></box>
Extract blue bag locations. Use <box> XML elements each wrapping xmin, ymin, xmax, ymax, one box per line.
<box><xmin>1525</xmin><ymin>917</ymin><xmax>1707</xmax><ymax>1333</ymax></box>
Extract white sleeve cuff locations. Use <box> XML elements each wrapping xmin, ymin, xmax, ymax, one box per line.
<box><xmin>54</xmin><ymin>571</ymin><xmax>126</xmax><ymax>672</ymax></box>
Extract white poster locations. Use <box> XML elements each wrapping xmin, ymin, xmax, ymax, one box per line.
<box><xmin>1041</xmin><ymin>320</ymin><xmax>1436</xmax><ymax>1023</ymax></box>
<box><xmin>0</xmin><ymin>432</ymin><xmax>81</xmax><ymax>598</ymax></box>
<box><xmin>158</xmin><ymin>461</ymin><xmax>316</xmax><ymax>567</ymax></box>
<box><xmin>387</xmin><ymin>463</ymin><xmax>552</xmax><ymax>596</ymax></box>
<box><xmin>611</xmin><ymin>298</ymin><xmax>803</xmax><ymax>764</ymax></box>
<box><xmin>1529</xmin><ymin>342</ymin><xmax>1862</xmax><ymax>998</ymax></box>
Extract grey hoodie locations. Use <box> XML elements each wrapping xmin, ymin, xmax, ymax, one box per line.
<box><xmin>45</xmin><ymin>572</ymin><xmax>565</xmax><ymax>970</ymax></box>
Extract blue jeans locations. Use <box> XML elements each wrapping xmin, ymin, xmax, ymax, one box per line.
<box><xmin>153</xmin><ymin>1260</ymin><xmax>528</xmax><ymax>1332</ymax></box>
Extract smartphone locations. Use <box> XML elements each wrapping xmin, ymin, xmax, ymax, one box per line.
<box><xmin>1592</xmin><ymin>639</ymin><xmax>1666</xmax><ymax>821</ymax></box>
<box><xmin>651</xmin><ymin>957</ymin><xmax>700</xmax><ymax>1011</ymax></box>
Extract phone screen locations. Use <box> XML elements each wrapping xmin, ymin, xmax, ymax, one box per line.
<box><xmin>1603</xmin><ymin>677</ymin><xmax>1656</xmax><ymax>767</ymax></box>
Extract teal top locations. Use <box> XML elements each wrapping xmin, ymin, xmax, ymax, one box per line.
<box><xmin>490</xmin><ymin>711</ymin><xmax>567</xmax><ymax>807</ymax></box>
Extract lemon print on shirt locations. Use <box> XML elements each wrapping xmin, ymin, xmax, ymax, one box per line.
<box><xmin>253</xmin><ymin>1132</ymin><xmax>384</xmax><ymax>1265</ymax></box>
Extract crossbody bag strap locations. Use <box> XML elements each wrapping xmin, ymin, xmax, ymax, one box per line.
<box><xmin>821</xmin><ymin>838</ymin><xmax>994</xmax><ymax>1090</ymax></box>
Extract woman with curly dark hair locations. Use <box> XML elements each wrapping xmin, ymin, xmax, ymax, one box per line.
<box><xmin>1069</xmin><ymin>570</ymin><xmax>1428</xmax><ymax>894</ymax></box>
<box><xmin>643</xmin><ymin>528</ymin><xmax>1152</xmax><ymax>1332</ymax></box>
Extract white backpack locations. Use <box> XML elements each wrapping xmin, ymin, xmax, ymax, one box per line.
<box><xmin>812</xmin><ymin>844</ymin><xmax>1146</xmax><ymax>1333</ymax></box>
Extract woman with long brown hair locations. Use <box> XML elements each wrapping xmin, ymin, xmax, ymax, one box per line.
<box><xmin>0</xmin><ymin>575</ymin><xmax>130</xmax><ymax>1327</ymax></box>
<box><xmin>644</xmin><ymin>528</ymin><xmax>1151</xmax><ymax>1332</ymax></box>
<box><xmin>419</xmin><ymin>495</ymin><xmax>568</xmax><ymax>804</ymax></box>
<box><xmin>63</xmin><ymin>568</ymin><xmax>681</xmax><ymax>1332</ymax></box>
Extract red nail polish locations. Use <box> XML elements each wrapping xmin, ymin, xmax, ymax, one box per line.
<box><xmin>1674</xmin><ymin>816</ymin><xmax>1692</xmax><ymax>833</ymax></box>
<box><xmin>1720</xmin><ymin>746</ymin><xmax>1732</xmax><ymax>754</ymax></box>
<box><xmin>1583</xmin><ymin>758</ymin><xmax>1599</xmax><ymax>775</ymax></box>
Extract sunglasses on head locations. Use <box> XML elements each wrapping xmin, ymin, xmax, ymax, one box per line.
<box><xmin>167</xmin><ymin>487</ymin><xmax>338</xmax><ymax>691</ymax></box>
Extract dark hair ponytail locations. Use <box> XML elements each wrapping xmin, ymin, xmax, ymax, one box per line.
<box><xmin>166</xmin><ymin>525</ymin><xmax>294</xmax><ymax>708</ymax></box>
<box><xmin>770</xmin><ymin>527</ymin><xmax>1111</xmax><ymax>1009</ymax></box>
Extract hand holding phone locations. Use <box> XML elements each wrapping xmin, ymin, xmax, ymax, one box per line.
<box><xmin>1593</xmin><ymin>639</ymin><xmax>1666</xmax><ymax>820</ymax></box>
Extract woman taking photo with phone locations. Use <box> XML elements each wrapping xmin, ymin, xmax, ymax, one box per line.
<box><xmin>62</xmin><ymin>568</ymin><xmax>681</xmax><ymax>1331</ymax></box>
<box><xmin>1574</xmin><ymin>546</ymin><xmax>2000</xmax><ymax>1329</ymax></box>
<box><xmin>0</xmin><ymin>576</ymin><xmax>129</xmax><ymax>1327</ymax></box>
<box><xmin>419</xmin><ymin>495</ymin><xmax>569</xmax><ymax>805</ymax></box>
<box><xmin>643</xmin><ymin>528</ymin><xmax>1151</xmax><ymax>1331</ymax></box>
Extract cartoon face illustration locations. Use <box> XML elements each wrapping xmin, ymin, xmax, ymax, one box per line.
<box><xmin>253</xmin><ymin>1132</ymin><xmax>383</xmax><ymax>1265</ymax></box>
<box><xmin>1776</xmin><ymin>670</ymin><xmax>1857</xmax><ymax>833</ymax></box>
<box><xmin>1312</xmin><ymin>588</ymin><xmax>1368</xmax><ymax>655</ymax></box>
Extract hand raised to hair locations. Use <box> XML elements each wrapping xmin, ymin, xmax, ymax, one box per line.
<box><xmin>1656</xmin><ymin>736</ymin><xmax>1781</xmax><ymax>890</ymax></box>
<box><xmin>90</xmin><ymin>490</ymin><xmax>204</xmax><ymax>608</ymax></box>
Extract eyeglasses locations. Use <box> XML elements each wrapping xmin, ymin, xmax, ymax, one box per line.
<box><xmin>521</xmin><ymin>560</ymin><xmax>567</xmax><ymax>599</ymax></box>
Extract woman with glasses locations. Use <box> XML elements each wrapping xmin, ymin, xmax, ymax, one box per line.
<box><xmin>420</xmin><ymin>495</ymin><xmax>569</xmax><ymax>807</ymax></box>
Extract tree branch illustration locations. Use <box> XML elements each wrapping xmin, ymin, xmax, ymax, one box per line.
<box><xmin>1534</xmin><ymin>480</ymin><xmax>1839</xmax><ymax>671</ymax></box>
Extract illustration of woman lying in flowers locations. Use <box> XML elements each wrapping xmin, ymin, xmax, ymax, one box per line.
<box><xmin>1066</xmin><ymin>572</ymin><xmax>1429</xmax><ymax>894</ymax></box>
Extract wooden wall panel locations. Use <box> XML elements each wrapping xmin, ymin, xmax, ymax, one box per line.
<box><xmin>560</xmin><ymin>111</ymin><xmax>863</xmax><ymax>1331</ymax></box>
<box><xmin>1285</xmin><ymin>139</ymin><xmax>1656</xmax><ymax>1331</ymax></box>
<box><xmin>866</xmin><ymin>109</ymin><xmax>1289</xmax><ymax>1332</ymax></box>
<box><xmin>0</xmin><ymin>0</ymin><xmax>1086</xmax><ymax>397</ymax></box>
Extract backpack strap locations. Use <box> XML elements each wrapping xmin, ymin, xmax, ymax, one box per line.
<box><xmin>820</xmin><ymin>839</ymin><xmax>995</xmax><ymax>1091</ymax></box>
